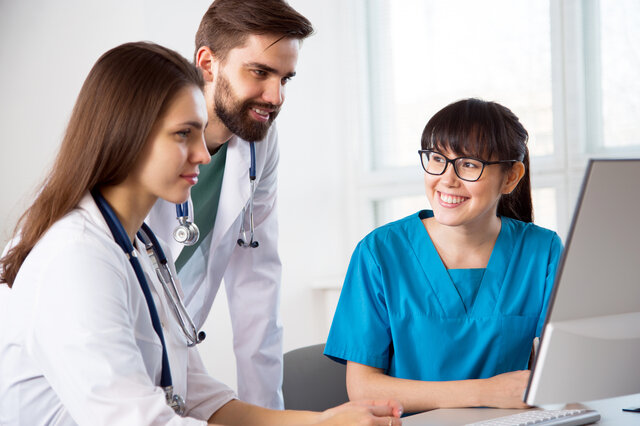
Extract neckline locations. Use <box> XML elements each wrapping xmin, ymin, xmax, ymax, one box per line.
<box><xmin>411</xmin><ymin>210</ymin><xmax>511</xmax><ymax>316</ymax></box>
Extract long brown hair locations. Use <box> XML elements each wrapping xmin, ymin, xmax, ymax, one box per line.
<box><xmin>421</xmin><ymin>98</ymin><xmax>533</xmax><ymax>223</ymax></box>
<box><xmin>0</xmin><ymin>41</ymin><xmax>203</xmax><ymax>287</ymax></box>
<box><xmin>195</xmin><ymin>0</ymin><xmax>314</xmax><ymax>61</ymax></box>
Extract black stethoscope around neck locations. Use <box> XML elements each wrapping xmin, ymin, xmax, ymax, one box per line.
<box><xmin>92</xmin><ymin>189</ymin><xmax>205</xmax><ymax>415</ymax></box>
<box><xmin>172</xmin><ymin>141</ymin><xmax>259</xmax><ymax>248</ymax></box>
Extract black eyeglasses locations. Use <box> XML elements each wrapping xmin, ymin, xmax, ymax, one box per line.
<box><xmin>418</xmin><ymin>150</ymin><xmax>517</xmax><ymax>182</ymax></box>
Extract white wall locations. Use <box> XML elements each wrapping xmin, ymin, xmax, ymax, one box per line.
<box><xmin>0</xmin><ymin>0</ymin><xmax>363</xmax><ymax>391</ymax></box>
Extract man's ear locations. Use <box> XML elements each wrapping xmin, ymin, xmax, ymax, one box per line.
<box><xmin>195</xmin><ymin>46</ymin><xmax>217</xmax><ymax>83</ymax></box>
<box><xmin>502</xmin><ymin>161</ymin><xmax>526</xmax><ymax>194</ymax></box>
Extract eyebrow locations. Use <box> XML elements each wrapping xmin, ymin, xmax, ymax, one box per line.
<box><xmin>180</xmin><ymin>120</ymin><xmax>206</xmax><ymax>130</ymax></box>
<box><xmin>244</xmin><ymin>62</ymin><xmax>296</xmax><ymax>79</ymax></box>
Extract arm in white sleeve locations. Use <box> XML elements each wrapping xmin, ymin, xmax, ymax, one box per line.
<box><xmin>183</xmin><ymin>346</ymin><xmax>237</xmax><ymax>420</ymax></box>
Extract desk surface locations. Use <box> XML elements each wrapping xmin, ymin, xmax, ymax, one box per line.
<box><xmin>401</xmin><ymin>393</ymin><xmax>640</xmax><ymax>425</ymax></box>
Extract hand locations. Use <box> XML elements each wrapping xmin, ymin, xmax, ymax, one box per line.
<box><xmin>316</xmin><ymin>399</ymin><xmax>403</xmax><ymax>425</ymax></box>
<box><xmin>482</xmin><ymin>370</ymin><xmax>531</xmax><ymax>409</ymax></box>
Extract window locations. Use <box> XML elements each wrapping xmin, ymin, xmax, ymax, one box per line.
<box><xmin>585</xmin><ymin>0</ymin><xmax>640</xmax><ymax>152</ymax></box>
<box><xmin>368</xmin><ymin>0</ymin><xmax>553</xmax><ymax>170</ymax></box>
<box><xmin>361</xmin><ymin>0</ymin><xmax>640</xmax><ymax>239</ymax></box>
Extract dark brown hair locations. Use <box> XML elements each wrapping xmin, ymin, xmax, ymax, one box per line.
<box><xmin>0</xmin><ymin>41</ymin><xmax>203</xmax><ymax>287</ymax></box>
<box><xmin>195</xmin><ymin>0</ymin><xmax>313</xmax><ymax>61</ymax></box>
<box><xmin>421</xmin><ymin>98</ymin><xmax>533</xmax><ymax>223</ymax></box>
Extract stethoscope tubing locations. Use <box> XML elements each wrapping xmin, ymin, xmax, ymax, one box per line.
<box><xmin>237</xmin><ymin>142</ymin><xmax>259</xmax><ymax>248</ymax></box>
<box><xmin>176</xmin><ymin>201</ymin><xmax>188</xmax><ymax>219</ymax></box>
<box><xmin>137</xmin><ymin>225</ymin><xmax>203</xmax><ymax>347</ymax></box>
<box><xmin>249</xmin><ymin>140</ymin><xmax>256</xmax><ymax>180</ymax></box>
<box><xmin>91</xmin><ymin>190</ymin><xmax>173</xmax><ymax>389</ymax></box>
<box><xmin>93</xmin><ymin>189</ymin><xmax>190</xmax><ymax>414</ymax></box>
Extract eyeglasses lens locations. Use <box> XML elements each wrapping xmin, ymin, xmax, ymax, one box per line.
<box><xmin>423</xmin><ymin>152</ymin><xmax>484</xmax><ymax>181</ymax></box>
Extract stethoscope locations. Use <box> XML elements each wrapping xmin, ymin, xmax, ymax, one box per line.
<box><xmin>92</xmin><ymin>189</ymin><xmax>206</xmax><ymax>415</ymax></box>
<box><xmin>172</xmin><ymin>141</ymin><xmax>259</xmax><ymax>249</ymax></box>
<box><xmin>173</xmin><ymin>202</ymin><xmax>199</xmax><ymax>246</ymax></box>
<box><xmin>237</xmin><ymin>141</ymin><xmax>259</xmax><ymax>248</ymax></box>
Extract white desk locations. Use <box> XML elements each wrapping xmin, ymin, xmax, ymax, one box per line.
<box><xmin>401</xmin><ymin>393</ymin><xmax>640</xmax><ymax>425</ymax></box>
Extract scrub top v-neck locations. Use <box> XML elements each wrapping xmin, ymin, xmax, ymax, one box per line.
<box><xmin>325</xmin><ymin>210</ymin><xmax>562</xmax><ymax>381</ymax></box>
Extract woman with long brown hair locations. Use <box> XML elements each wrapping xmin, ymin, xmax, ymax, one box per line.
<box><xmin>0</xmin><ymin>41</ymin><xmax>402</xmax><ymax>426</ymax></box>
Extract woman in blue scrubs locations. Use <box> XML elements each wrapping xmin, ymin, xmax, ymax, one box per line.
<box><xmin>324</xmin><ymin>98</ymin><xmax>563</xmax><ymax>413</ymax></box>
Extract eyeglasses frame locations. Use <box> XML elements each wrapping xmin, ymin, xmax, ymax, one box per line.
<box><xmin>418</xmin><ymin>149</ymin><xmax>518</xmax><ymax>182</ymax></box>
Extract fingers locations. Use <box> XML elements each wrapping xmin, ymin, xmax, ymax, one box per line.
<box><xmin>352</xmin><ymin>399</ymin><xmax>404</xmax><ymax>418</ymax></box>
<box><xmin>321</xmin><ymin>400</ymin><xmax>404</xmax><ymax>425</ymax></box>
<box><xmin>485</xmin><ymin>371</ymin><xmax>534</xmax><ymax>408</ymax></box>
<box><xmin>367</xmin><ymin>403</ymin><xmax>401</xmax><ymax>419</ymax></box>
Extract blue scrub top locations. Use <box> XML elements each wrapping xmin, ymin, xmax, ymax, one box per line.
<box><xmin>324</xmin><ymin>210</ymin><xmax>563</xmax><ymax>381</ymax></box>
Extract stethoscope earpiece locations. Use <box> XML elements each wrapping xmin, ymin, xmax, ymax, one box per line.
<box><xmin>237</xmin><ymin>238</ymin><xmax>259</xmax><ymax>248</ymax></box>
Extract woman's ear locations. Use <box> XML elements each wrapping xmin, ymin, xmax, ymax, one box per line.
<box><xmin>195</xmin><ymin>46</ymin><xmax>217</xmax><ymax>83</ymax></box>
<box><xmin>502</xmin><ymin>162</ymin><xmax>526</xmax><ymax>194</ymax></box>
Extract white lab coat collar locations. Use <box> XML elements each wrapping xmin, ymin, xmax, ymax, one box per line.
<box><xmin>76</xmin><ymin>192</ymin><xmax>146</xmax><ymax>253</ymax></box>
<box><xmin>76</xmin><ymin>192</ymin><xmax>116</xmax><ymax>241</ymax></box>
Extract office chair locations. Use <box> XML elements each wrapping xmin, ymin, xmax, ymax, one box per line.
<box><xmin>282</xmin><ymin>343</ymin><xmax>349</xmax><ymax>411</ymax></box>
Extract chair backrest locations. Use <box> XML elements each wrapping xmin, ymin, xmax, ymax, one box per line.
<box><xmin>282</xmin><ymin>343</ymin><xmax>349</xmax><ymax>411</ymax></box>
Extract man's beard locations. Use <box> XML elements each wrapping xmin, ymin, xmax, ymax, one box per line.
<box><xmin>213</xmin><ymin>73</ymin><xmax>280</xmax><ymax>142</ymax></box>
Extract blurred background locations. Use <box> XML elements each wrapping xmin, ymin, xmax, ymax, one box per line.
<box><xmin>1</xmin><ymin>0</ymin><xmax>639</xmax><ymax>391</ymax></box>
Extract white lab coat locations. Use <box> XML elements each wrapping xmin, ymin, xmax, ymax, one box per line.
<box><xmin>146</xmin><ymin>125</ymin><xmax>284</xmax><ymax>409</ymax></box>
<box><xmin>0</xmin><ymin>194</ymin><xmax>236</xmax><ymax>425</ymax></box>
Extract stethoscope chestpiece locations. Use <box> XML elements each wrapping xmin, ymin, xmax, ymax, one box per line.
<box><xmin>173</xmin><ymin>218</ymin><xmax>199</xmax><ymax>246</ymax></box>
<box><xmin>173</xmin><ymin>202</ymin><xmax>199</xmax><ymax>246</ymax></box>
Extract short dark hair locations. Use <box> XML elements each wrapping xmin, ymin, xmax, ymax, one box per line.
<box><xmin>195</xmin><ymin>0</ymin><xmax>313</xmax><ymax>61</ymax></box>
<box><xmin>421</xmin><ymin>98</ymin><xmax>533</xmax><ymax>223</ymax></box>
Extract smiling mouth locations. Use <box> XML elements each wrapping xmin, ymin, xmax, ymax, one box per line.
<box><xmin>439</xmin><ymin>192</ymin><xmax>468</xmax><ymax>204</ymax></box>
<box><xmin>251</xmin><ymin>107</ymin><xmax>271</xmax><ymax>118</ymax></box>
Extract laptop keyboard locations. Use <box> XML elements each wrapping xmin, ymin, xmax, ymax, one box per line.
<box><xmin>464</xmin><ymin>409</ymin><xmax>600</xmax><ymax>426</ymax></box>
